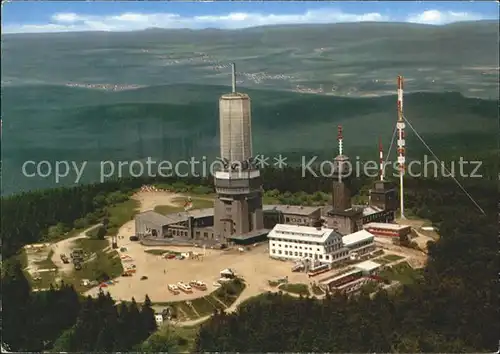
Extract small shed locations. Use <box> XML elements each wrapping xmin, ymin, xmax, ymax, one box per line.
<box><xmin>155</xmin><ymin>314</ymin><xmax>164</xmax><ymax>326</ymax></box>
<box><xmin>220</xmin><ymin>268</ymin><xmax>235</xmax><ymax>279</ymax></box>
<box><xmin>354</xmin><ymin>260</ymin><xmax>382</xmax><ymax>275</ymax></box>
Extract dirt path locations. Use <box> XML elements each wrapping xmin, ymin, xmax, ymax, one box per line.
<box><xmin>211</xmin><ymin>295</ymin><xmax>228</xmax><ymax>309</ymax></box>
<box><xmin>51</xmin><ymin>224</ymin><xmax>102</xmax><ymax>274</ymax></box>
<box><xmin>187</xmin><ymin>302</ymin><xmax>200</xmax><ymax>318</ymax></box>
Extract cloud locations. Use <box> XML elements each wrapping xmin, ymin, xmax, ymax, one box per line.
<box><xmin>1</xmin><ymin>8</ymin><xmax>491</xmax><ymax>34</ymax></box>
<box><xmin>2</xmin><ymin>9</ymin><xmax>389</xmax><ymax>34</ymax></box>
<box><xmin>406</xmin><ymin>10</ymin><xmax>484</xmax><ymax>25</ymax></box>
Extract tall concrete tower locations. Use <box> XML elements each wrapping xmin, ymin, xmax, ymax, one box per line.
<box><xmin>213</xmin><ymin>63</ymin><xmax>264</xmax><ymax>242</ymax></box>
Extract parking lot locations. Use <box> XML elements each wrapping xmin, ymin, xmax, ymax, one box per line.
<box><xmin>85</xmin><ymin>219</ymin><xmax>310</xmax><ymax>303</ymax></box>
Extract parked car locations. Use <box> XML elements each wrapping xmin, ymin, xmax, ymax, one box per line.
<box><xmin>140</xmin><ymin>276</ymin><xmax>148</xmax><ymax>280</ymax></box>
<box><xmin>129</xmin><ymin>236</ymin><xmax>139</xmax><ymax>241</ymax></box>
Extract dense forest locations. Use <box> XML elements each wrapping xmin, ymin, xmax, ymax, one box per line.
<box><xmin>2</xmin><ymin>256</ymin><xmax>158</xmax><ymax>352</ymax></box>
<box><xmin>1</xmin><ymin>163</ymin><xmax>498</xmax><ymax>352</ymax></box>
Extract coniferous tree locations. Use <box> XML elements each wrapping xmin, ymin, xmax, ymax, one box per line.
<box><xmin>1</xmin><ymin>258</ymin><xmax>32</xmax><ymax>351</ymax></box>
<box><xmin>140</xmin><ymin>295</ymin><xmax>158</xmax><ymax>339</ymax></box>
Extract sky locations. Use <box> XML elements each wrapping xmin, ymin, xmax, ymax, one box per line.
<box><xmin>1</xmin><ymin>1</ymin><xmax>498</xmax><ymax>34</ymax></box>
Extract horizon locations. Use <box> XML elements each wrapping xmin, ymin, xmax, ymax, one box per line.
<box><xmin>2</xmin><ymin>1</ymin><xmax>498</xmax><ymax>34</ymax></box>
<box><xmin>2</xmin><ymin>19</ymin><xmax>498</xmax><ymax>36</ymax></box>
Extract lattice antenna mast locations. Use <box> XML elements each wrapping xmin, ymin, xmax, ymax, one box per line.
<box><xmin>379</xmin><ymin>137</ymin><xmax>384</xmax><ymax>181</ymax></box>
<box><xmin>337</xmin><ymin>125</ymin><xmax>343</xmax><ymax>156</ymax></box>
<box><xmin>397</xmin><ymin>75</ymin><xmax>406</xmax><ymax>219</ymax></box>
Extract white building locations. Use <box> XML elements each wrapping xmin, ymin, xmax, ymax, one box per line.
<box><xmin>268</xmin><ymin>224</ymin><xmax>349</xmax><ymax>264</ymax></box>
<box><xmin>342</xmin><ymin>229</ymin><xmax>376</xmax><ymax>257</ymax></box>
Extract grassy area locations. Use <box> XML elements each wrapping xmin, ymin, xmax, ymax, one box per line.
<box><xmin>105</xmin><ymin>199</ymin><xmax>140</xmax><ymax>235</ymax></box>
<box><xmin>144</xmin><ymin>249</ymin><xmax>181</xmax><ymax>256</ymax></box>
<box><xmin>360</xmin><ymin>281</ymin><xmax>379</xmax><ymax>294</ymax></box>
<box><xmin>278</xmin><ymin>283</ymin><xmax>310</xmax><ymax>296</ymax></box>
<box><xmin>378</xmin><ymin>262</ymin><xmax>423</xmax><ymax>285</ymax></box>
<box><xmin>57</xmin><ymin>238</ymin><xmax>124</xmax><ymax>292</ymax></box>
<box><xmin>143</xmin><ymin>324</ymin><xmax>200</xmax><ymax>353</ymax></box>
<box><xmin>70</xmin><ymin>250</ymin><xmax>123</xmax><ymax>292</ymax></box>
<box><xmin>74</xmin><ymin>238</ymin><xmax>109</xmax><ymax>254</ymax></box>
<box><xmin>205</xmin><ymin>295</ymin><xmax>226</xmax><ymax>311</ymax></box>
<box><xmin>268</xmin><ymin>280</ymin><xmax>281</xmax><ymax>287</ymax></box>
<box><xmin>190</xmin><ymin>297</ymin><xmax>217</xmax><ymax>317</ymax></box>
<box><xmin>373</xmin><ymin>257</ymin><xmax>391</xmax><ymax>265</ymax></box>
<box><xmin>263</xmin><ymin>195</ymin><xmax>280</xmax><ymax>204</ymax></box>
<box><xmin>382</xmin><ymin>254</ymin><xmax>405</xmax><ymax>262</ymax></box>
<box><xmin>213</xmin><ymin>278</ymin><xmax>246</xmax><ymax>307</ymax></box>
<box><xmin>311</xmin><ymin>283</ymin><xmax>325</xmax><ymax>296</ymax></box>
<box><xmin>17</xmin><ymin>248</ymin><xmax>57</xmax><ymax>290</ymax></box>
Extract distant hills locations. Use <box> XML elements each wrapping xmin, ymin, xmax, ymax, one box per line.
<box><xmin>1</xmin><ymin>20</ymin><xmax>498</xmax><ymax>195</ymax></box>
<box><xmin>2</xmin><ymin>83</ymin><xmax>497</xmax><ymax>195</ymax></box>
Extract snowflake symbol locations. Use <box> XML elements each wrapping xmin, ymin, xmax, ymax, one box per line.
<box><xmin>273</xmin><ymin>154</ymin><xmax>288</xmax><ymax>169</ymax></box>
<box><xmin>253</xmin><ymin>154</ymin><xmax>269</xmax><ymax>169</ymax></box>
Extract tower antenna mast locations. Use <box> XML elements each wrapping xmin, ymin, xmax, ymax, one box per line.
<box><xmin>379</xmin><ymin>137</ymin><xmax>384</xmax><ymax>181</ymax></box>
<box><xmin>231</xmin><ymin>63</ymin><xmax>236</xmax><ymax>93</ymax></box>
<box><xmin>337</xmin><ymin>125</ymin><xmax>343</xmax><ymax>156</ymax></box>
<box><xmin>397</xmin><ymin>75</ymin><xmax>406</xmax><ymax>219</ymax></box>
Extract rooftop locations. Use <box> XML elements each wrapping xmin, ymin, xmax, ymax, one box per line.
<box><xmin>319</xmin><ymin>269</ymin><xmax>362</xmax><ymax>285</ymax></box>
<box><xmin>354</xmin><ymin>260</ymin><xmax>382</xmax><ymax>272</ymax></box>
<box><xmin>135</xmin><ymin>210</ymin><xmax>174</xmax><ymax>226</ymax></box>
<box><xmin>136</xmin><ymin>208</ymin><xmax>215</xmax><ymax>226</ymax></box>
<box><xmin>354</xmin><ymin>205</ymin><xmax>384</xmax><ymax>216</ymax></box>
<box><xmin>263</xmin><ymin>204</ymin><xmax>322</xmax><ymax>216</ymax></box>
<box><xmin>268</xmin><ymin>224</ymin><xmax>342</xmax><ymax>243</ymax></box>
<box><xmin>326</xmin><ymin>206</ymin><xmax>364</xmax><ymax>217</ymax></box>
<box><xmin>342</xmin><ymin>230</ymin><xmax>375</xmax><ymax>247</ymax></box>
<box><xmin>221</xmin><ymin>92</ymin><xmax>250</xmax><ymax>99</ymax></box>
<box><xmin>228</xmin><ymin>228</ymin><xmax>270</xmax><ymax>240</ymax></box>
<box><xmin>364</xmin><ymin>222</ymin><xmax>411</xmax><ymax>231</ymax></box>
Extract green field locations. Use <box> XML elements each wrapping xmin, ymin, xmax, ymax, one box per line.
<box><xmin>382</xmin><ymin>254</ymin><xmax>405</xmax><ymax>262</ymax></box>
<box><xmin>378</xmin><ymin>262</ymin><xmax>423</xmax><ymax>285</ymax></box>
<box><xmin>278</xmin><ymin>283</ymin><xmax>310</xmax><ymax>296</ymax></box>
<box><xmin>142</xmin><ymin>324</ymin><xmax>200</xmax><ymax>352</ymax></box>
<box><xmin>144</xmin><ymin>249</ymin><xmax>181</xmax><ymax>256</ymax></box>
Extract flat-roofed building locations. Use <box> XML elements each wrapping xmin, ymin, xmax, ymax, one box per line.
<box><xmin>363</xmin><ymin>222</ymin><xmax>411</xmax><ymax>239</ymax></box>
<box><xmin>268</xmin><ymin>224</ymin><xmax>349</xmax><ymax>264</ymax></box>
<box><xmin>357</xmin><ymin>205</ymin><xmax>395</xmax><ymax>224</ymax></box>
<box><xmin>135</xmin><ymin>209</ymin><xmax>217</xmax><ymax>243</ymax></box>
<box><xmin>354</xmin><ymin>260</ymin><xmax>382</xmax><ymax>275</ymax></box>
<box><xmin>342</xmin><ymin>229</ymin><xmax>376</xmax><ymax>257</ymax></box>
<box><xmin>263</xmin><ymin>205</ymin><xmax>321</xmax><ymax>228</ymax></box>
